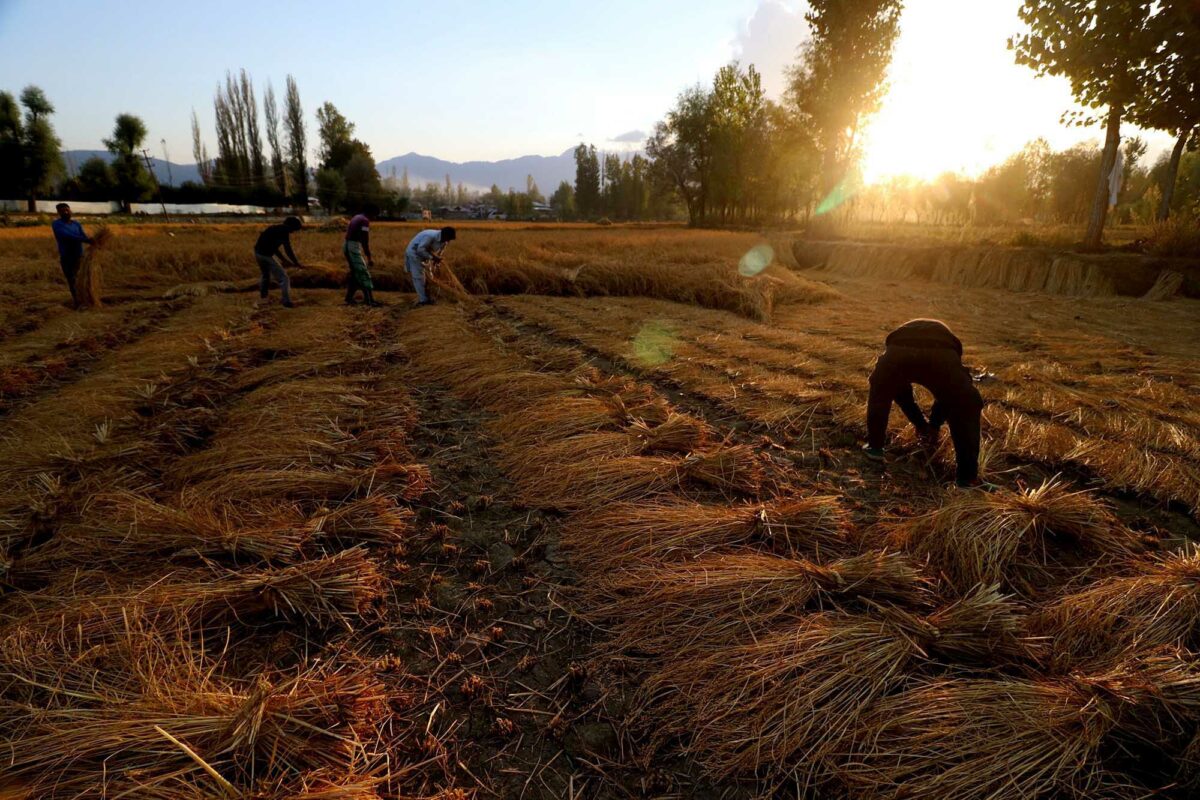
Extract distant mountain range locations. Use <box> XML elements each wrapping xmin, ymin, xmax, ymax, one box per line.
<box><xmin>375</xmin><ymin>149</ymin><xmax>576</xmax><ymax>194</ymax></box>
<box><xmin>62</xmin><ymin>148</ymin><xmax>579</xmax><ymax>195</ymax></box>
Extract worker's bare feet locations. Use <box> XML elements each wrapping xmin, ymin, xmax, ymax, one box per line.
<box><xmin>862</xmin><ymin>445</ymin><xmax>885</xmax><ymax>461</ymax></box>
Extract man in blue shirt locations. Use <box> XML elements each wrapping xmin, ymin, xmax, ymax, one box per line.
<box><xmin>50</xmin><ymin>203</ymin><xmax>93</xmax><ymax>308</ymax></box>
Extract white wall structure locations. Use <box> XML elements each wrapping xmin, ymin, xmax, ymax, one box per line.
<box><xmin>1</xmin><ymin>200</ymin><xmax>271</xmax><ymax>215</ymax></box>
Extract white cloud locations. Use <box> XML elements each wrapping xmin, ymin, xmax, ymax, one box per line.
<box><xmin>732</xmin><ymin>1</ymin><xmax>810</xmax><ymax>100</ymax></box>
<box><xmin>609</xmin><ymin>129</ymin><xmax>647</xmax><ymax>143</ymax></box>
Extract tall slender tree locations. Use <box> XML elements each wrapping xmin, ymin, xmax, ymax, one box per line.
<box><xmin>284</xmin><ymin>75</ymin><xmax>308</xmax><ymax>208</ymax></box>
<box><xmin>1012</xmin><ymin>0</ymin><xmax>1164</xmax><ymax>248</ymax></box>
<box><xmin>190</xmin><ymin>109</ymin><xmax>212</xmax><ymax>185</ymax></box>
<box><xmin>263</xmin><ymin>81</ymin><xmax>288</xmax><ymax>195</ymax></box>
<box><xmin>240</xmin><ymin>70</ymin><xmax>265</xmax><ymax>185</ymax></box>
<box><xmin>786</xmin><ymin>0</ymin><xmax>902</xmax><ymax>213</ymax></box>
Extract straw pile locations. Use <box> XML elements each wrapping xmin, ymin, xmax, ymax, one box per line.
<box><xmin>1033</xmin><ymin>545</ymin><xmax>1200</xmax><ymax>668</ymax></box>
<box><xmin>560</xmin><ymin>495</ymin><xmax>852</xmax><ymax>569</ymax></box>
<box><xmin>887</xmin><ymin>479</ymin><xmax>1144</xmax><ymax>598</ymax></box>
<box><xmin>75</xmin><ymin>225</ymin><xmax>112</xmax><ymax>309</ymax></box>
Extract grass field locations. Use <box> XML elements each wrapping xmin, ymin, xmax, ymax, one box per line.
<box><xmin>1</xmin><ymin>220</ymin><xmax>1199</xmax><ymax>798</ymax></box>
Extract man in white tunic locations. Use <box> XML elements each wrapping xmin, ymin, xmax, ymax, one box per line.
<box><xmin>404</xmin><ymin>226</ymin><xmax>456</xmax><ymax>306</ymax></box>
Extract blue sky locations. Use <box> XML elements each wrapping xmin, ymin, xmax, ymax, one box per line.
<box><xmin>0</xmin><ymin>1</ymin><xmax>1172</xmax><ymax>176</ymax></box>
<box><xmin>0</xmin><ymin>0</ymin><xmax>770</xmax><ymax>162</ymax></box>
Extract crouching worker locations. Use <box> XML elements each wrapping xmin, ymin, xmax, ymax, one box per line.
<box><xmin>344</xmin><ymin>203</ymin><xmax>381</xmax><ymax>307</ymax></box>
<box><xmin>404</xmin><ymin>226</ymin><xmax>456</xmax><ymax>307</ymax></box>
<box><xmin>254</xmin><ymin>215</ymin><xmax>303</xmax><ymax>307</ymax></box>
<box><xmin>864</xmin><ymin>319</ymin><xmax>987</xmax><ymax>489</ymax></box>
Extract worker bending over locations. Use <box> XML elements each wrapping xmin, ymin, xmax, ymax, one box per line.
<box><xmin>51</xmin><ymin>203</ymin><xmax>93</xmax><ymax>308</ymax></box>
<box><xmin>404</xmin><ymin>226</ymin><xmax>456</xmax><ymax>307</ymax></box>
<box><xmin>864</xmin><ymin>318</ymin><xmax>986</xmax><ymax>489</ymax></box>
<box><xmin>344</xmin><ymin>203</ymin><xmax>381</xmax><ymax>307</ymax></box>
<box><xmin>253</xmin><ymin>216</ymin><xmax>303</xmax><ymax>308</ymax></box>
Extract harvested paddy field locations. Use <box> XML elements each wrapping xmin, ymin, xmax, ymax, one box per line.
<box><xmin>1</xmin><ymin>221</ymin><xmax>1199</xmax><ymax>798</ymax></box>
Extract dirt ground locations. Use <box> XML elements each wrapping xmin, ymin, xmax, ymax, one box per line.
<box><xmin>1</xmin><ymin>226</ymin><xmax>1198</xmax><ymax>796</ymax></box>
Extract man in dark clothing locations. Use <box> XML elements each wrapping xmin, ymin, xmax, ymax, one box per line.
<box><xmin>51</xmin><ymin>203</ymin><xmax>93</xmax><ymax>308</ymax></box>
<box><xmin>344</xmin><ymin>203</ymin><xmax>380</xmax><ymax>307</ymax></box>
<box><xmin>864</xmin><ymin>318</ymin><xmax>986</xmax><ymax>488</ymax></box>
<box><xmin>254</xmin><ymin>216</ymin><xmax>303</xmax><ymax>307</ymax></box>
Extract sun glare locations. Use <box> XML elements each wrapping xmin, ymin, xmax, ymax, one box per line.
<box><xmin>858</xmin><ymin>0</ymin><xmax>1087</xmax><ymax>186</ymax></box>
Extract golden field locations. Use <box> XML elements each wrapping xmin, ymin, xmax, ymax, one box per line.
<box><xmin>0</xmin><ymin>220</ymin><xmax>1198</xmax><ymax>798</ymax></box>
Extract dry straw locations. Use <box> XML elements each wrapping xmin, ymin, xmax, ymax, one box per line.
<box><xmin>888</xmin><ymin>479</ymin><xmax>1144</xmax><ymax>598</ymax></box>
<box><xmin>1033</xmin><ymin>545</ymin><xmax>1200</xmax><ymax>668</ymax></box>
<box><xmin>838</xmin><ymin>651</ymin><xmax>1200</xmax><ymax>800</ymax></box>
<box><xmin>637</xmin><ymin>587</ymin><xmax>1035</xmax><ymax>784</ymax></box>
<box><xmin>560</xmin><ymin>495</ymin><xmax>852</xmax><ymax>569</ymax></box>
<box><xmin>586</xmin><ymin>550</ymin><xmax>929</xmax><ymax>654</ymax></box>
<box><xmin>74</xmin><ymin>225</ymin><xmax>112</xmax><ymax>309</ymax></box>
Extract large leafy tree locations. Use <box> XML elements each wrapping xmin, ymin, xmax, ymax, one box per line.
<box><xmin>786</xmin><ymin>0</ymin><xmax>903</xmax><ymax>210</ymax></box>
<box><xmin>315</xmin><ymin>102</ymin><xmax>357</xmax><ymax>171</ymax></box>
<box><xmin>1129</xmin><ymin>3</ymin><xmax>1200</xmax><ymax>220</ymax></box>
<box><xmin>104</xmin><ymin>113</ymin><xmax>154</xmax><ymax>211</ymax></box>
<box><xmin>0</xmin><ymin>92</ymin><xmax>24</xmax><ymax>199</ymax></box>
<box><xmin>1011</xmin><ymin>0</ymin><xmax>1164</xmax><ymax>248</ymax></box>
<box><xmin>16</xmin><ymin>85</ymin><xmax>63</xmax><ymax>211</ymax></box>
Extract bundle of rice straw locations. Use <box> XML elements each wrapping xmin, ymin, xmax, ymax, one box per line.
<box><xmin>193</xmin><ymin>462</ymin><xmax>431</xmax><ymax>503</ymax></box>
<box><xmin>837</xmin><ymin>651</ymin><xmax>1200</xmax><ymax>800</ymax></box>
<box><xmin>637</xmin><ymin>587</ymin><xmax>1031</xmax><ymax>783</ymax></box>
<box><xmin>4</xmin><ymin>549</ymin><xmax>384</xmax><ymax>639</ymax></box>
<box><xmin>560</xmin><ymin>495</ymin><xmax>852</xmax><ymax>570</ymax></box>
<box><xmin>305</xmin><ymin>496</ymin><xmax>415</xmax><ymax>547</ymax></box>
<box><xmin>887</xmin><ymin>479</ymin><xmax>1143</xmax><ymax>598</ymax></box>
<box><xmin>427</xmin><ymin>260</ymin><xmax>474</xmax><ymax>304</ymax></box>
<box><xmin>586</xmin><ymin>550</ymin><xmax>929</xmax><ymax>653</ymax></box>
<box><xmin>1033</xmin><ymin>545</ymin><xmax>1200</xmax><ymax>668</ymax></box>
<box><xmin>74</xmin><ymin>225</ymin><xmax>112</xmax><ymax>309</ymax></box>
<box><xmin>500</xmin><ymin>412</ymin><xmax>710</xmax><ymax>471</ymax></box>
<box><xmin>0</xmin><ymin>633</ymin><xmax>389</xmax><ymax>797</ymax></box>
<box><xmin>12</xmin><ymin>493</ymin><xmax>310</xmax><ymax>575</ymax></box>
<box><xmin>514</xmin><ymin>445</ymin><xmax>762</xmax><ymax>510</ymax></box>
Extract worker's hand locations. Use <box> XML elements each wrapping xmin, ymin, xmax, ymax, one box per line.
<box><xmin>86</xmin><ymin>238</ymin><xmax>95</xmax><ymax>245</ymax></box>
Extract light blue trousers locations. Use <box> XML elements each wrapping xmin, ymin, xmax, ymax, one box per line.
<box><xmin>405</xmin><ymin>252</ymin><xmax>428</xmax><ymax>302</ymax></box>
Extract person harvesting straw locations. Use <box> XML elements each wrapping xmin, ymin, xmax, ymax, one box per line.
<box><xmin>863</xmin><ymin>318</ymin><xmax>993</xmax><ymax>490</ymax></box>
<box><xmin>50</xmin><ymin>203</ymin><xmax>93</xmax><ymax>309</ymax></box>
<box><xmin>404</xmin><ymin>226</ymin><xmax>456</xmax><ymax>307</ymax></box>
<box><xmin>343</xmin><ymin>203</ymin><xmax>382</xmax><ymax>307</ymax></box>
<box><xmin>253</xmin><ymin>216</ymin><xmax>304</xmax><ymax>308</ymax></box>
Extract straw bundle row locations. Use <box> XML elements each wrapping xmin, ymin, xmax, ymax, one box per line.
<box><xmin>837</xmin><ymin>651</ymin><xmax>1200</xmax><ymax>800</ymax></box>
<box><xmin>1032</xmin><ymin>545</ymin><xmax>1200</xmax><ymax>668</ymax></box>
<box><xmin>887</xmin><ymin>479</ymin><xmax>1144</xmax><ymax>598</ymax></box>
<box><xmin>513</xmin><ymin>445</ymin><xmax>763</xmax><ymax>510</ymax></box>
<box><xmin>1</xmin><ymin>638</ymin><xmax>389</xmax><ymax>798</ymax></box>
<box><xmin>192</xmin><ymin>462</ymin><xmax>431</xmax><ymax>503</ymax></box>
<box><xmin>3</xmin><ymin>549</ymin><xmax>384</xmax><ymax>640</ymax></box>
<box><xmin>499</xmin><ymin>412</ymin><xmax>710</xmax><ymax>472</ymax></box>
<box><xmin>585</xmin><ymin>550</ymin><xmax>929</xmax><ymax>654</ymax></box>
<box><xmin>560</xmin><ymin>495</ymin><xmax>853</xmax><ymax>570</ymax></box>
<box><xmin>637</xmin><ymin>587</ymin><xmax>1038</xmax><ymax>783</ymax></box>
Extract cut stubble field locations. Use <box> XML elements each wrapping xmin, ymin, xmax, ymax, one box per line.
<box><xmin>0</xmin><ymin>220</ymin><xmax>1198</xmax><ymax>798</ymax></box>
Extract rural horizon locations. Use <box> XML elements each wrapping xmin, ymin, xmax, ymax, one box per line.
<box><xmin>1</xmin><ymin>2</ymin><xmax>1198</xmax><ymax>799</ymax></box>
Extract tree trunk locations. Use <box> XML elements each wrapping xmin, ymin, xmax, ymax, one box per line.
<box><xmin>1156</xmin><ymin>126</ymin><xmax>1192</xmax><ymax>222</ymax></box>
<box><xmin>1083</xmin><ymin>103</ymin><xmax>1123</xmax><ymax>250</ymax></box>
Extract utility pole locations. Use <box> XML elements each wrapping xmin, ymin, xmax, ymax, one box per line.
<box><xmin>141</xmin><ymin>148</ymin><xmax>169</xmax><ymax>220</ymax></box>
<box><xmin>160</xmin><ymin>138</ymin><xmax>174</xmax><ymax>187</ymax></box>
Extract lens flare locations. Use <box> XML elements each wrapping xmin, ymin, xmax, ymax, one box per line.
<box><xmin>738</xmin><ymin>244</ymin><xmax>775</xmax><ymax>276</ymax></box>
<box><xmin>631</xmin><ymin>321</ymin><xmax>677</xmax><ymax>366</ymax></box>
<box><xmin>815</xmin><ymin>179</ymin><xmax>856</xmax><ymax>216</ymax></box>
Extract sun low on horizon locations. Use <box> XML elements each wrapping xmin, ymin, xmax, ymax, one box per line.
<box><xmin>854</xmin><ymin>0</ymin><xmax>1169</xmax><ymax>186</ymax></box>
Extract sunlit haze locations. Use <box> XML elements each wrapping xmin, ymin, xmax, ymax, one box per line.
<box><xmin>0</xmin><ymin>0</ymin><xmax>1175</xmax><ymax>184</ymax></box>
